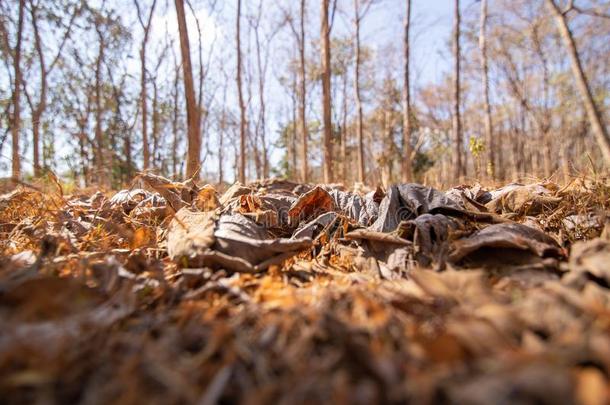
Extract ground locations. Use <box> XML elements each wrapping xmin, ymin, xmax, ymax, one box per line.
<box><xmin>0</xmin><ymin>174</ymin><xmax>609</xmax><ymax>404</ymax></box>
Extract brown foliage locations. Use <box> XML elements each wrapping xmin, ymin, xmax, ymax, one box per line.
<box><xmin>0</xmin><ymin>176</ymin><xmax>609</xmax><ymax>404</ymax></box>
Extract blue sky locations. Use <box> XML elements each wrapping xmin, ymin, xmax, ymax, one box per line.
<box><xmin>1</xmin><ymin>0</ymin><xmax>473</xmax><ymax>179</ymax></box>
<box><xmin>361</xmin><ymin>0</ymin><xmax>458</xmax><ymax>86</ymax></box>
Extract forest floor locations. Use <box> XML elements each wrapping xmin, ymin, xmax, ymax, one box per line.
<box><xmin>0</xmin><ymin>174</ymin><xmax>609</xmax><ymax>404</ymax></box>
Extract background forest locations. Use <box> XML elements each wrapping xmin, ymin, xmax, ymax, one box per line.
<box><xmin>1</xmin><ymin>0</ymin><xmax>609</xmax><ymax>189</ymax></box>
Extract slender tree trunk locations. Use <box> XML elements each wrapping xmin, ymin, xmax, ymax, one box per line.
<box><xmin>545</xmin><ymin>0</ymin><xmax>610</xmax><ymax>165</ymax></box>
<box><xmin>479</xmin><ymin>0</ymin><xmax>494</xmax><ymax>180</ymax></box>
<box><xmin>321</xmin><ymin>0</ymin><xmax>333</xmax><ymax>183</ymax></box>
<box><xmin>290</xmin><ymin>66</ymin><xmax>297</xmax><ymax>177</ymax></box>
<box><xmin>218</xmin><ymin>107</ymin><xmax>226</xmax><ymax>185</ymax></box>
<box><xmin>452</xmin><ymin>0</ymin><xmax>463</xmax><ymax>180</ymax></box>
<box><xmin>140</xmin><ymin>50</ymin><xmax>149</xmax><ymax>170</ymax></box>
<box><xmin>11</xmin><ymin>0</ymin><xmax>25</xmax><ymax>182</ymax></box>
<box><xmin>175</xmin><ymin>0</ymin><xmax>201</xmax><ymax>178</ymax></box>
<box><xmin>152</xmin><ymin>81</ymin><xmax>159</xmax><ymax>168</ymax></box>
<box><xmin>402</xmin><ymin>0</ymin><xmax>413</xmax><ymax>182</ymax></box>
<box><xmin>254</xmin><ymin>23</ymin><xmax>269</xmax><ymax>179</ymax></box>
<box><xmin>78</xmin><ymin>126</ymin><xmax>88</xmax><ymax>186</ymax></box>
<box><xmin>497</xmin><ymin>123</ymin><xmax>504</xmax><ymax>180</ymax></box>
<box><xmin>124</xmin><ymin>131</ymin><xmax>132</xmax><ymax>181</ymax></box>
<box><xmin>30</xmin><ymin>4</ymin><xmax>45</xmax><ymax>177</ymax></box>
<box><xmin>135</xmin><ymin>0</ymin><xmax>157</xmax><ymax>171</ymax></box>
<box><xmin>236</xmin><ymin>0</ymin><xmax>246</xmax><ymax>183</ymax></box>
<box><xmin>341</xmin><ymin>67</ymin><xmax>348</xmax><ymax>182</ymax></box>
<box><xmin>172</xmin><ymin>66</ymin><xmax>179</xmax><ymax>178</ymax></box>
<box><xmin>94</xmin><ymin>26</ymin><xmax>106</xmax><ymax>186</ymax></box>
<box><xmin>354</xmin><ymin>0</ymin><xmax>365</xmax><ymax>183</ymax></box>
<box><xmin>298</xmin><ymin>0</ymin><xmax>308</xmax><ymax>183</ymax></box>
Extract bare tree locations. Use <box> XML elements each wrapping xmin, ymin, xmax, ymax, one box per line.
<box><xmin>171</xmin><ymin>46</ymin><xmax>181</xmax><ymax>178</ymax></box>
<box><xmin>236</xmin><ymin>0</ymin><xmax>247</xmax><ymax>183</ymax></box>
<box><xmin>218</xmin><ymin>68</ymin><xmax>229</xmax><ymax>185</ymax></box>
<box><xmin>402</xmin><ymin>0</ymin><xmax>413</xmax><ymax>182</ymax></box>
<box><xmin>134</xmin><ymin>0</ymin><xmax>157</xmax><ymax>171</ymax></box>
<box><xmin>479</xmin><ymin>0</ymin><xmax>494</xmax><ymax>180</ymax></box>
<box><xmin>546</xmin><ymin>0</ymin><xmax>610</xmax><ymax>165</ymax></box>
<box><xmin>353</xmin><ymin>0</ymin><xmax>374</xmax><ymax>183</ymax></box>
<box><xmin>321</xmin><ymin>0</ymin><xmax>333</xmax><ymax>183</ymax></box>
<box><xmin>93</xmin><ymin>15</ymin><xmax>107</xmax><ymax>186</ymax></box>
<box><xmin>340</xmin><ymin>52</ymin><xmax>349</xmax><ymax>182</ymax></box>
<box><xmin>175</xmin><ymin>0</ymin><xmax>201</xmax><ymax>178</ymax></box>
<box><xmin>452</xmin><ymin>0</ymin><xmax>463</xmax><ymax>179</ymax></box>
<box><xmin>11</xmin><ymin>0</ymin><xmax>25</xmax><ymax>181</ymax></box>
<box><xmin>290</xmin><ymin>60</ymin><xmax>298</xmax><ymax>177</ymax></box>
<box><xmin>297</xmin><ymin>0</ymin><xmax>308</xmax><ymax>182</ymax></box>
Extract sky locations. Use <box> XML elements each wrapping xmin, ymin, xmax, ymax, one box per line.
<box><xmin>1</xmin><ymin>0</ymin><xmax>472</xmax><ymax>179</ymax></box>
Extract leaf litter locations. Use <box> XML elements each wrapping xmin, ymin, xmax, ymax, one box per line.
<box><xmin>0</xmin><ymin>176</ymin><xmax>609</xmax><ymax>404</ymax></box>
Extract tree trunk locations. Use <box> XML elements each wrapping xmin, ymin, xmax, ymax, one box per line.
<box><xmin>545</xmin><ymin>0</ymin><xmax>610</xmax><ymax>165</ymax></box>
<box><xmin>253</xmin><ymin>17</ymin><xmax>269</xmax><ymax>179</ymax></box>
<box><xmin>135</xmin><ymin>0</ymin><xmax>157</xmax><ymax>171</ymax></box>
<box><xmin>152</xmin><ymin>81</ymin><xmax>159</xmax><ymax>168</ymax></box>
<box><xmin>354</xmin><ymin>0</ymin><xmax>365</xmax><ymax>183</ymax></box>
<box><xmin>32</xmin><ymin>109</ymin><xmax>41</xmax><ymax>176</ymax></box>
<box><xmin>94</xmin><ymin>26</ymin><xmax>106</xmax><ymax>186</ymax></box>
<box><xmin>290</xmin><ymin>66</ymin><xmax>297</xmax><ymax>178</ymax></box>
<box><xmin>175</xmin><ymin>0</ymin><xmax>201</xmax><ymax>179</ymax></box>
<box><xmin>236</xmin><ymin>0</ymin><xmax>247</xmax><ymax>183</ymax></box>
<box><xmin>78</xmin><ymin>126</ymin><xmax>89</xmax><ymax>186</ymax></box>
<box><xmin>172</xmin><ymin>66</ymin><xmax>180</xmax><ymax>178</ymax></box>
<box><xmin>452</xmin><ymin>0</ymin><xmax>463</xmax><ymax>180</ymax></box>
<box><xmin>30</xmin><ymin>2</ymin><xmax>45</xmax><ymax>177</ymax></box>
<box><xmin>218</xmin><ymin>107</ymin><xmax>226</xmax><ymax>185</ymax></box>
<box><xmin>321</xmin><ymin>0</ymin><xmax>333</xmax><ymax>183</ymax></box>
<box><xmin>402</xmin><ymin>0</ymin><xmax>414</xmax><ymax>183</ymax></box>
<box><xmin>298</xmin><ymin>0</ymin><xmax>308</xmax><ymax>183</ymax></box>
<box><xmin>341</xmin><ymin>66</ymin><xmax>348</xmax><ymax>182</ymax></box>
<box><xmin>479</xmin><ymin>0</ymin><xmax>494</xmax><ymax>180</ymax></box>
<box><xmin>11</xmin><ymin>0</ymin><xmax>25</xmax><ymax>182</ymax></box>
<box><xmin>140</xmin><ymin>49</ymin><xmax>149</xmax><ymax>170</ymax></box>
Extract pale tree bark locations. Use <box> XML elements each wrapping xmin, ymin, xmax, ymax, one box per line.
<box><xmin>11</xmin><ymin>0</ymin><xmax>25</xmax><ymax>182</ymax></box>
<box><xmin>321</xmin><ymin>0</ymin><xmax>333</xmax><ymax>183</ymax></box>
<box><xmin>479</xmin><ymin>0</ymin><xmax>494</xmax><ymax>180</ymax></box>
<box><xmin>175</xmin><ymin>0</ymin><xmax>201</xmax><ymax>178</ymax></box>
<box><xmin>353</xmin><ymin>0</ymin><xmax>365</xmax><ymax>183</ymax></box>
<box><xmin>252</xmin><ymin>0</ymin><xmax>271</xmax><ymax>178</ymax></box>
<box><xmin>401</xmin><ymin>0</ymin><xmax>413</xmax><ymax>182</ymax></box>
<box><xmin>186</xmin><ymin>0</ymin><xmax>213</xmax><ymax>167</ymax></box>
<box><xmin>93</xmin><ymin>22</ymin><xmax>107</xmax><ymax>186</ymax></box>
<box><xmin>341</xmin><ymin>64</ymin><xmax>348</xmax><ymax>182</ymax></box>
<box><xmin>236</xmin><ymin>0</ymin><xmax>247</xmax><ymax>183</ymax></box>
<box><xmin>290</xmin><ymin>64</ymin><xmax>297</xmax><ymax>177</ymax></box>
<box><xmin>171</xmin><ymin>58</ymin><xmax>180</xmax><ymax>178</ymax></box>
<box><xmin>545</xmin><ymin>0</ymin><xmax>610</xmax><ymax>165</ymax></box>
<box><xmin>134</xmin><ymin>0</ymin><xmax>157</xmax><ymax>171</ymax></box>
<box><xmin>218</xmin><ymin>75</ymin><xmax>228</xmax><ymax>185</ymax></box>
<box><xmin>151</xmin><ymin>80</ymin><xmax>159</xmax><ymax>168</ymax></box>
<box><xmin>298</xmin><ymin>0</ymin><xmax>308</xmax><ymax>182</ymax></box>
<box><xmin>452</xmin><ymin>0</ymin><xmax>463</xmax><ymax>180</ymax></box>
